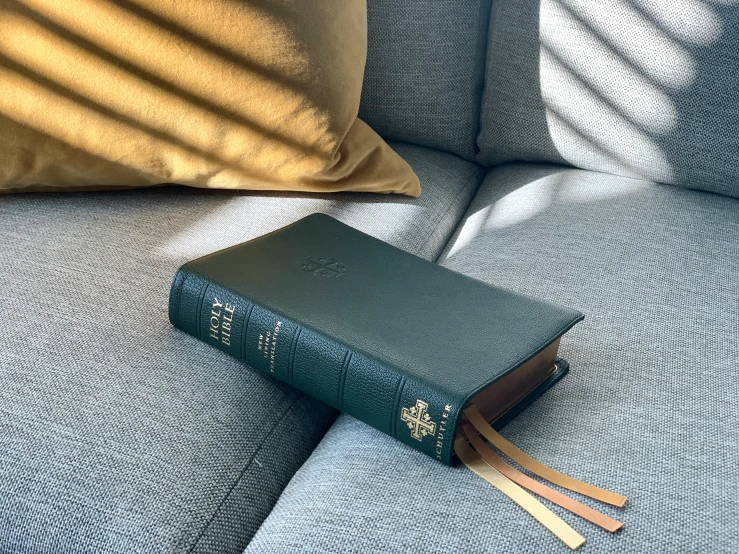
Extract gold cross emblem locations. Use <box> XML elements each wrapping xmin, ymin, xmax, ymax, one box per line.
<box><xmin>401</xmin><ymin>400</ymin><xmax>437</xmax><ymax>441</ymax></box>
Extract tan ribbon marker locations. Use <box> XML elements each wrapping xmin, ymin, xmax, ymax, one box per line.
<box><xmin>455</xmin><ymin>437</ymin><xmax>586</xmax><ymax>550</ymax></box>
<box><xmin>462</xmin><ymin>424</ymin><xmax>623</xmax><ymax>533</ymax></box>
<box><xmin>464</xmin><ymin>405</ymin><xmax>628</xmax><ymax>507</ymax></box>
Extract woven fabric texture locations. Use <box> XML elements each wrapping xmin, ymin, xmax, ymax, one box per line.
<box><xmin>0</xmin><ymin>143</ymin><xmax>483</xmax><ymax>553</ymax></box>
<box><xmin>476</xmin><ymin>0</ymin><xmax>739</xmax><ymax>198</ymax></box>
<box><xmin>246</xmin><ymin>164</ymin><xmax>739</xmax><ymax>553</ymax></box>
<box><xmin>359</xmin><ymin>0</ymin><xmax>491</xmax><ymax>161</ymax></box>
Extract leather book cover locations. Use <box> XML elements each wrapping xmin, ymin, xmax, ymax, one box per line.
<box><xmin>169</xmin><ymin>213</ymin><xmax>583</xmax><ymax>465</ymax></box>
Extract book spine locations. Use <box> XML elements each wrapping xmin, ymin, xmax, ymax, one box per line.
<box><xmin>168</xmin><ymin>267</ymin><xmax>458</xmax><ymax>464</ymax></box>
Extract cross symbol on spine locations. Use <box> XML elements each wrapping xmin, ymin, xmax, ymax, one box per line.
<box><xmin>401</xmin><ymin>400</ymin><xmax>437</xmax><ymax>441</ymax></box>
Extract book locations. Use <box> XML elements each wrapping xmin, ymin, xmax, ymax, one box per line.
<box><xmin>168</xmin><ymin>213</ymin><xmax>583</xmax><ymax>466</ymax></box>
<box><xmin>169</xmin><ymin>214</ymin><xmax>629</xmax><ymax>549</ymax></box>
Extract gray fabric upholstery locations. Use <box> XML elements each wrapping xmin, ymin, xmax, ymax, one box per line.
<box><xmin>360</xmin><ymin>0</ymin><xmax>491</xmax><ymax>161</ymax></box>
<box><xmin>246</xmin><ymin>164</ymin><xmax>739</xmax><ymax>553</ymax></box>
<box><xmin>0</xmin><ymin>143</ymin><xmax>484</xmax><ymax>553</ymax></box>
<box><xmin>476</xmin><ymin>0</ymin><xmax>739</xmax><ymax>199</ymax></box>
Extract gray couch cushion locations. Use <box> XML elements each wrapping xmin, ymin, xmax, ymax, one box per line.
<box><xmin>476</xmin><ymin>0</ymin><xmax>739</xmax><ymax>199</ymax></box>
<box><xmin>0</xmin><ymin>143</ymin><xmax>484</xmax><ymax>553</ymax></box>
<box><xmin>359</xmin><ymin>0</ymin><xmax>492</xmax><ymax>161</ymax></box>
<box><xmin>246</xmin><ymin>164</ymin><xmax>739</xmax><ymax>553</ymax></box>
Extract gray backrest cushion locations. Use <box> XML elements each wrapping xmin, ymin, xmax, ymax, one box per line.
<box><xmin>476</xmin><ymin>0</ymin><xmax>739</xmax><ymax>198</ymax></box>
<box><xmin>359</xmin><ymin>0</ymin><xmax>492</xmax><ymax>161</ymax></box>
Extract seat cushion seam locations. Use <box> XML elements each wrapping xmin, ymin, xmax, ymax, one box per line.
<box><xmin>416</xmin><ymin>164</ymin><xmax>482</xmax><ymax>259</ymax></box>
<box><xmin>187</xmin><ymin>392</ymin><xmax>302</xmax><ymax>553</ymax></box>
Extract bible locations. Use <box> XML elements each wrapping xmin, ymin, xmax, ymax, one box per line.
<box><xmin>169</xmin><ymin>213</ymin><xmax>625</xmax><ymax>549</ymax></box>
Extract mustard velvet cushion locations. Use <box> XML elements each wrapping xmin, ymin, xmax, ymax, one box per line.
<box><xmin>0</xmin><ymin>0</ymin><xmax>420</xmax><ymax>196</ymax></box>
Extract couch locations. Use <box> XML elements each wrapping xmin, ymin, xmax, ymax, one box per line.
<box><xmin>2</xmin><ymin>1</ymin><xmax>737</xmax><ymax>552</ymax></box>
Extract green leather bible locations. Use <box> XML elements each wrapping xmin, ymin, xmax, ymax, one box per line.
<box><xmin>168</xmin><ymin>213</ymin><xmax>583</xmax><ymax>466</ymax></box>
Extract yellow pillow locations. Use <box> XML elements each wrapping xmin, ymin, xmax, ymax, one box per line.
<box><xmin>0</xmin><ymin>0</ymin><xmax>420</xmax><ymax>196</ymax></box>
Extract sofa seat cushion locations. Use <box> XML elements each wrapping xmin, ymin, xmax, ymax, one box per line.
<box><xmin>0</xmin><ymin>143</ymin><xmax>484</xmax><ymax>553</ymax></box>
<box><xmin>246</xmin><ymin>163</ymin><xmax>739</xmax><ymax>553</ymax></box>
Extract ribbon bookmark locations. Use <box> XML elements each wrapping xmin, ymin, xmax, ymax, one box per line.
<box><xmin>455</xmin><ymin>437</ymin><xmax>586</xmax><ymax>550</ymax></box>
<box><xmin>462</xmin><ymin>424</ymin><xmax>623</xmax><ymax>533</ymax></box>
<box><xmin>464</xmin><ymin>405</ymin><xmax>628</xmax><ymax>507</ymax></box>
